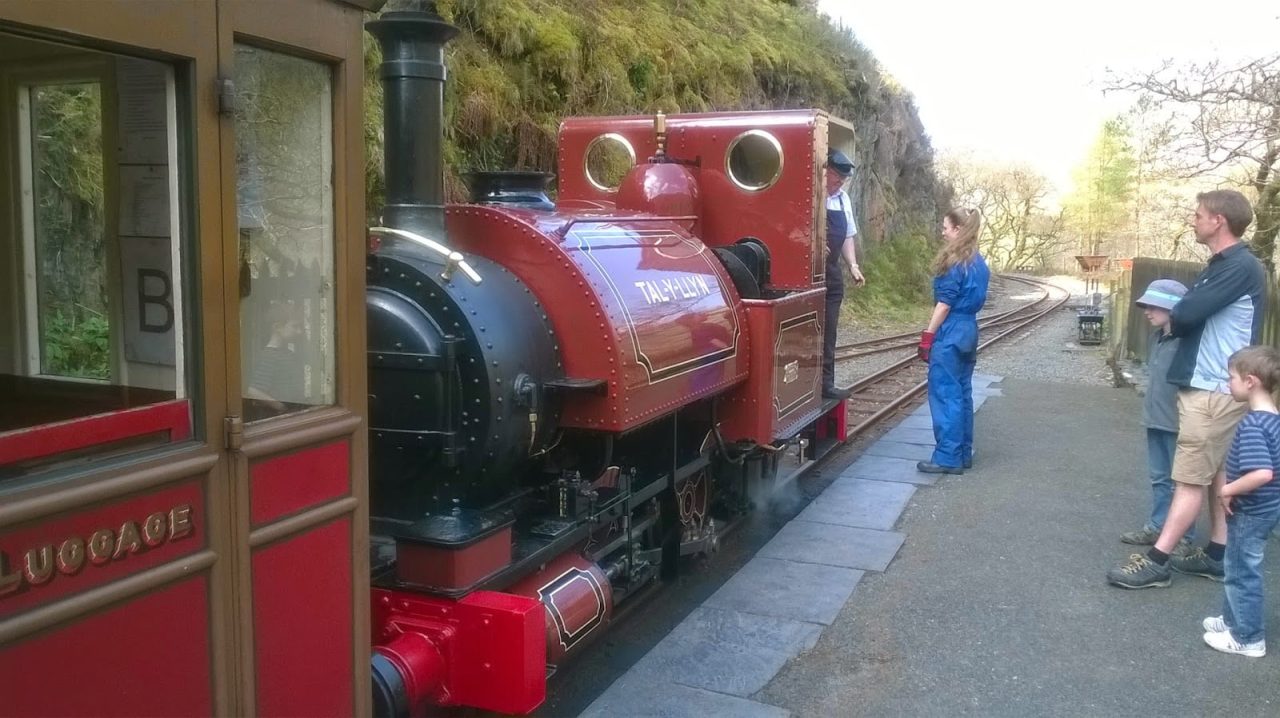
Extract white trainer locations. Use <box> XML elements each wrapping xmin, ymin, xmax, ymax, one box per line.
<box><xmin>1203</xmin><ymin>630</ymin><xmax>1266</xmax><ymax>657</ymax></box>
<box><xmin>1202</xmin><ymin>616</ymin><xmax>1228</xmax><ymax>633</ymax></box>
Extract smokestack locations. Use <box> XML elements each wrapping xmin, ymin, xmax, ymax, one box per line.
<box><xmin>366</xmin><ymin>5</ymin><xmax>458</xmax><ymax>237</ymax></box>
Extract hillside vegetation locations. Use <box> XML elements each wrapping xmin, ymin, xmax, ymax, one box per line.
<box><xmin>365</xmin><ymin>0</ymin><xmax>946</xmax><ymax>316</ymax></box>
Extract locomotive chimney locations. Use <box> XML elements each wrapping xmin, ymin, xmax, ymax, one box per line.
<box><xmin>367</xmin><ymin>3</ymin><xmax>458</xmax><ymax>237</ymax></box>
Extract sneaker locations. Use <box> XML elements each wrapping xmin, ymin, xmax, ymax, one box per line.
<box><xmin>1203</xmin><ymin>616</ymin><xmax>1228</xmax><ymax>633</ymax></box>
<box><xmin>1120</xmin><ymin>527</ymin><xmax>1160</xmax><ymax>545</ymax></box>
<box><xmin>1107</xmin><ymin>553</ymin><xmax>1171</xmax><ymax>589</ymax></box>
<box><xmin>1170</xmin><ymin>547</ymin><xmax>1224</xmax><ymax>582</ymax></box>
<box><xmin>1203</xmin><ymin>630</ymin><xmax>1265</xmax><ymax>657</ymax></box>
<box><xmin>1171</xmin><ymin>538</ymin><xmax>1195</xmax><ymax>557</ymax></box>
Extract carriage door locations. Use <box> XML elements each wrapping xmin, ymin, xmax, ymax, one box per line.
<box><xmin>214</xmin><ymin>2</ymin><xmax>370</xmax><ymax>715</ymax></box>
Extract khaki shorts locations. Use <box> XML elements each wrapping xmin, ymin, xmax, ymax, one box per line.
<box><xmin>1171</xmin><ymin>389</ymin><xmax>1247</xmax><ymax>486</ymax></box>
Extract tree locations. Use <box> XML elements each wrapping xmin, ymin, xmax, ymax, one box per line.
<box><xmin>939</xmin><ymin>154</ymin><xmax>1068</xmax><ymax>271</ymax></box>
<box><xmin>1120</xmin><ymin>96</ymin><xmax>1204</xmax><ymax>261</ymax></box>
<box><xmin>1063</xmin><ymin>118</ymin><xmax>1137</xmax><ymax>257</ymax></box>
<box><xmin>1109</xmin><ymin>55</ymin><xmax>1280</xmax><ymax>269</ymax></box>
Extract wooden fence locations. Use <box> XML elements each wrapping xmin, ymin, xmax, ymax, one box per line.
<box><xmin>1108</xmin><ymin>256</ymin><xmax>1280</xmax><ymax>362</ymax></box>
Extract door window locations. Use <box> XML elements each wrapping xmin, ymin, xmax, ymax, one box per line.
<box><xmin>233</xmin><ymin>44</ymin><xmax>335</xmax><ymax>422</ymax></box>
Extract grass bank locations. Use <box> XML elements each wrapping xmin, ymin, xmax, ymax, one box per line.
<box><xmin>843</xmin><ymin>232</ymin><xmax>936</xmax><ymax>330</ymax></box>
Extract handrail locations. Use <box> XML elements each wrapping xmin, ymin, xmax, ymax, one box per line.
<box><xmin>369</xmin><ymin>226</ymin><xmax>483</xmax><ymax>285</ymax></box>
<box><xmin>558</xmin><ymin>215</ymin><xmax>699</xmax><ymax>238</ymax></box>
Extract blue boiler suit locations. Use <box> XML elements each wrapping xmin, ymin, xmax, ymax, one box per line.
<box><xmin>928</xmin><ymin>256</ymin><xmax>990</xmax><ymax>468</ymax></box>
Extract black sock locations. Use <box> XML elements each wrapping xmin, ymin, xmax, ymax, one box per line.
<box><xmin>1147</xmin><ymin>547</ymin><xmax>1169</xmax><ymax>565</ymax></box>
<box><xmin>1206</xmin><ymin>542</ymin><xmax>1226</xmax><ymax>562</ymax></box>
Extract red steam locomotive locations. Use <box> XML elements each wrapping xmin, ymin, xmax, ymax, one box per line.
<box><xmin>0</xmin><ymin>2</ymin><xmax>856</xmax><ymax>716</ymax></box>
<box><xmin>365</xmin><ymin>8</ymin><xmax>854</xmax><ymax>716</ymax></box>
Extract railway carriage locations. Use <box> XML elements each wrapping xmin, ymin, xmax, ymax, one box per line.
<box><xmin>0</xmin><ymin>2</ymin><xmax>858</xmax><ymax>715</ymax></box>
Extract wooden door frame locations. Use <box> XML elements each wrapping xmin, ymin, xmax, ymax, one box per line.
<box><xmin>0</xmin><ymin>1</ymin><xmax>235</xmax><ymax>714</ymax></box>
<box><xmin>213</xmin><ymin>1</ymin><xmax>370</xmax><ymax>715</ymax></box>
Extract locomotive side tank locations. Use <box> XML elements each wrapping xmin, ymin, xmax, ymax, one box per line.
<box><xmin>445</xmin><ymin>207</ymin><xmax>749</xmax><ymax>431</ymax></box>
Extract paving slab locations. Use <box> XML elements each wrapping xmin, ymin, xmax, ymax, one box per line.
<box><xmin>862</xmin><ymin>440</ymin><xmax>934</xmax><ymax>462</ymax></box>
<box><xmin>972</xmin><ymin>372</ymin><xmax>1003</xmax><ymax>385</ymax></box>
<box><xmin>704</xmin><ymin>557</ymin><xmax>864</xmax><ymax>626</ymax></box>
<box><xmin>619</xmin><ymin>606</ymin><xmax>823</xmax><ymax>698</ymax></box>
<box><xmin>839</xmin><ymin>454</ymin><xmax>939</xmax><ymax>486</ymax></box>
<box><xmin>881</xmin><ymin>426</ymin><xmax>937</xmax><ymax>446</ymax></box>
<box><xmin>757</xmin><ymin>519</ymin><xmax>905</xmax><ymax>572</ymax></box>
<box><xmin>580</xmin><ymin>675</ymin><xmax>791</xmax><ymax>718</ymax></box>
<box><xmin>796</xmin><ymin>478</ymin><xmax>916</xmax><ymax>531</ymax></box>
<box><xmin>896</xmin><ymin>413</ymin><xmax>935</xmax><ymax>430</ymax></box>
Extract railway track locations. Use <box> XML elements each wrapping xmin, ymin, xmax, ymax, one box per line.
<box><xmin>832</xmin><ymin>275</ymin><xmax>1054</xmax><ymax>361</ymax></box>
<box><xmin>840</xmin><ymin>275</ymin><xmax>1071</xmax><ymax>439</ymax></box>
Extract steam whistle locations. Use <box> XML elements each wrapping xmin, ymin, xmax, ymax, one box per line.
<box><xmin>653</xmin><ymin>111</ymin><xmax>667</xmax><ymax>160</ymax></box>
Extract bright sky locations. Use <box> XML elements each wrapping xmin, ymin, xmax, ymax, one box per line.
<box><xmin>817</xmin><ymin>0</ymin><xmax>1280</xmax><ymax>198</ymax></box>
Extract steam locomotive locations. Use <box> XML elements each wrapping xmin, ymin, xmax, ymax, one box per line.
<box><xmin>365</xmin><ymin>9</ymin><xmax>854</xmax><ymax>715</ymax></box>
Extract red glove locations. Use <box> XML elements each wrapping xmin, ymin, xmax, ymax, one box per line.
<box><xmin>917</xmin><ymin>331</ymin><xmax>935</xmax><ymax>363</ymax></box>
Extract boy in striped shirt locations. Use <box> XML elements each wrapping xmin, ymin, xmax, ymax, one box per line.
<box><xmin>1202</xmin><ymin>345</ymin><xmax>1280</xmax><ymax>657</ymax></box>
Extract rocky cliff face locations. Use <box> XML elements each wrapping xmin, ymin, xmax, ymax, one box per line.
<box><xmin>365</xmin><ymin>0</ymin><xmax>944</xmax><ymax>241</ymax></box>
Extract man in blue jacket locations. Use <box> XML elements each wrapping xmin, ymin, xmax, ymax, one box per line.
<box><xmin>1109</xmin><ymin>189</ymin><xmax>1268</xmax><ymax>589</ymax></box>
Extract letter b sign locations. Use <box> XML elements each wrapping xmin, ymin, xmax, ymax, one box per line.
<box><xmin>138</xmin><ymin>268</ymin><xmax>174</xmax><ymax>333</ymax></box>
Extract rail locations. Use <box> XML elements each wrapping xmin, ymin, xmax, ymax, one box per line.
<box><xmin>840</xmin><ymin>275</ymin><xmax>1071</xmax><ymax>440</ymax></box>
<box><xmin>833</xmin><ymin>275</ymin><xmax>1052</xmax><ymax>361</ymax></box>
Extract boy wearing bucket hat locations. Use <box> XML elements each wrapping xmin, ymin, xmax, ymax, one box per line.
<box><xmin>1119</xmin><ymin>279</ymin><xmax>1194</xmax><ymax>561</ymax></box>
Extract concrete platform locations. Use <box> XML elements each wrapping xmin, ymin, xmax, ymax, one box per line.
<box><xmin>577</xmin><ymin>374</ymin><xmax>1280</xmax><ymax>717</ymax></box>
<box><xmin>760</xmin><ymin>378</ymin><xmax>1280</xmax><ymax>716</ymax></box>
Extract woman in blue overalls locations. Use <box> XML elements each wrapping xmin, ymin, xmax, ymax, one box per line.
<box><xmin>916</xmin><ymin>208</ymin><xmax>989</xmax><ymax>474</ymax></box>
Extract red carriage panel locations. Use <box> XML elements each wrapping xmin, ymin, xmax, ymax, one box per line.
<box><xmin>252</xmin><ymin>517</ymin><xmax>355</xmax><ymax>718</ymax></box>
<box><xmin>718</xmin><ymin>288</ymin><xmax>826</xmax><ymax>444</ymax></box>
<box><xmin>249</xmin><ymin>440</ymin><xmax>351</xmax><ymax>527</ymax></box>
<box><xmin>557</xmin><ymin>111</ymin><xmax>828</xmax><ymax>290</ymax></box>
<box><xmin>446</xmin><ymin>207</ymin><xmax>749</xmax><ymax>432</ymax></box>
<box><xmin>0</xmin><ymin>479</ymin><xmax>204</xmax><ymax>618</ymax></box>
<box><xmin>0</xmin><ymin>399</ymin><xmax>191</xmax><ymax>466</ymax></box>
<box><xmin>0</xmin><ymin>575</ymin><xmax>213</xmax><ymax>717</ymax></box>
